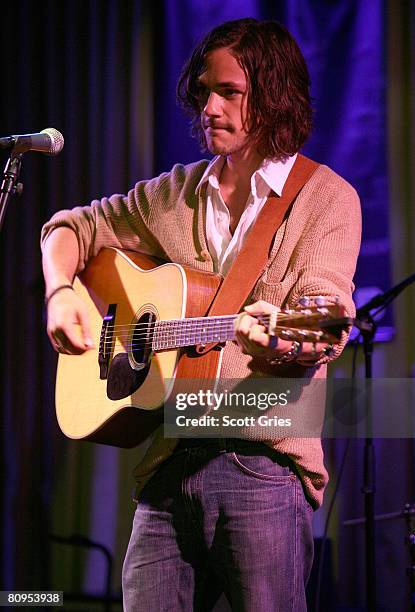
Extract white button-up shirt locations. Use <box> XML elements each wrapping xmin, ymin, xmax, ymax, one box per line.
<box><xmin>195</xmin><ymin>154</ymin><xmax>297</xmax><ymax>275</ymax></box>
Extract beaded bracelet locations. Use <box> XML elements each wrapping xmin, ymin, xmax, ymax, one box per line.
<box><xmin>267</xmin><ymin>340</ymin><xmax>302</xmax><ymax>366</ymax></box>
<box><xmin>44</xmin><ymin>284</ymin><xmax>74</xmax><ymax>307</ymax></box>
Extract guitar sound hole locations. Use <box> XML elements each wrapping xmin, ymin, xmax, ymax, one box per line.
<box><xmin>131</xmin><ymin>311</ymin><xmax>156</xmax><ymax>368</ymax></box>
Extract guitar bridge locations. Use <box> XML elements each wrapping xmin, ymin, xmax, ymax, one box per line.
<box><xmin>99</xmin><ymin>304</ymin><xmax>116</xmax><ymax>379</ymax></box>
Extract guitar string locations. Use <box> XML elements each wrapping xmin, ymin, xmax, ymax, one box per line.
<box><xmin>100</xmin><ymin>337</ymin><xmax>327</xmax><ymax>351</ymax></box>
<box><xmin>95</xmin><ymin>312</ymin><xmax>333</xmax><ymax>348</ymax></box>
<box><xmin>99</xmin><ymin>323</ymin><xmax>317</xmax><ymax>341</ymax></box>
<box><xmin>99</xmin><ymin>321</ymin><xmax>328</xmax><ymax>344</ymax></box>
<box><xmin>99</xmin><ymin>326</ymin><xmax>326</xmax><ymax>350</ymax></box>
<box><xmin>99</xmin><ymin>322</ymin><xmax>322</xmax><ymax>342</ymax></box>
<box><xmin>103</xmin><ymin>325</ymin><xmax>237</xmax><ymax>344</ymax></box>
<box><xmin>98</xmin><ymin>319</ymin><xmax>328</xmax><ymax>343</ymax></box>
<box><xmin>95</xmin><ymin>310</ymin><xmax>326</xmax><ymax>332</ymax></box>
<box><xmin>100</xmin><ymin>339</ymin><xmax>328</xmax><ymax>352</ymax></box>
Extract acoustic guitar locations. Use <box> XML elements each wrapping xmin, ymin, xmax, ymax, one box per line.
<box><xmin>55</xmin><ymin>248</ymin><xmax>350</xmax><ymax>447</ymax></box>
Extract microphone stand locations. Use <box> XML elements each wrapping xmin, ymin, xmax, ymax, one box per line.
<box><xmin>352</xmin><ymin>272</ymin><xmax>415</xmax><ymax>611</ymax></box>
<box><xmin>0</xmin><ymin>152</ymin><xmax>24</xmax><ymax>232</ymax></box>
<box><xmin>343</xmin><ymin>502</ymin><xmax>415</xmax><ymax>611</ymax></box>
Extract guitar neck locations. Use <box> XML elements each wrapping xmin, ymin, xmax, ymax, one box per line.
<box><xmin>152</xmin><ymin>315</ymin><xmax>237</xmax><ymax>350</ymax></box>
<box><xmin>150</xmin><ymin>303</ymin><xmax>347</xmax><ymax>351</ymax></box>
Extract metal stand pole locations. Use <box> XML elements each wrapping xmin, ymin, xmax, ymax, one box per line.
<box><xmin>0</xmin><ymin>153</ymin><xmax>23</xmax><ymax>232</ymax></box>
<box><xmin>360</xmin><ymin>320</ymin><xmax>376</xmax><ymax>611</ymax></box>
<box><xmin>352</xmin><ymin>274</ymin><xmax>415</xmax><ymax>610</ymax></box>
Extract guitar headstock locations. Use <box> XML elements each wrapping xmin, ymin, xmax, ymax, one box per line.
<box><xmin>258</xmin><ymin>296</ymin><xmax>351</xmax><ymax>343</ymax></box>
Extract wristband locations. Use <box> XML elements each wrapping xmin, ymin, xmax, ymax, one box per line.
<box><xmin>45</xmin><ymin>284</ymin><xmax>74</xmax><ymax>307</ymax></box>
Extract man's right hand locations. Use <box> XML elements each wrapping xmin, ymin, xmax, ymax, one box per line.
<box><xmin>42</xmin><ymin>227</ymin><xmax>94</xmax><ymax>354</ymax></box>
<box><xmin>46</xmin><ymin>286</ymin><xmax>94</xmax><ymax>355</ymax></box>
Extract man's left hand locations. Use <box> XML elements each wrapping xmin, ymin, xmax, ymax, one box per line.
<box><xmin>233</xmin><ymin>300</ymin><xmax>330</xmax><ymax>365</ymax></box>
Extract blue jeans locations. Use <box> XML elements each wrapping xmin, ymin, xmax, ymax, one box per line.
<box><xmin>122</xmin><ymin>439</ymin><xmax>314</xmax><ymax>611</ymax></box>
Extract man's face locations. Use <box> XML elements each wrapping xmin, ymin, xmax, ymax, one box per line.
<box><xmin>198</xmin><ymin>47</ymin><xmax>251</xmax><ymax>157</ymax></box>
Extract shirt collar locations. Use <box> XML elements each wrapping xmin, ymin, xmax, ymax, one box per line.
<box><xmin>195</xmin><ymin>153</ymin><xmax>297</xmax><ymax>196</ymax></box>
<box><xmin>195</xmin><ymin>156</ymin><xmax>224</xmax><ymax>192</ymax></box>
<box><xmin>255</xmin><ymin>154</ymin><xmax>297</xmax><ymax>197</ymax></box>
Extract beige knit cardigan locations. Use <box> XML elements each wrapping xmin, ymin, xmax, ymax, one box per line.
<box><xmin>41</xmin><ymin>159</ymin><xmax>361</xmax><ymax>508</ymax></box>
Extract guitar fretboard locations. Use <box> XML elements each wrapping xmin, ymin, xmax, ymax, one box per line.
<box><xmin>152</xmin><ymin>315</ymin><xmax>236</xmax><ymax>350</ymax></box>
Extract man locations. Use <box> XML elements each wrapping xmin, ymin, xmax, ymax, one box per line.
<box><xmin>41</xmin><ymin>18</ymin><xmax>361</xmax><ymax>611</ymax></box>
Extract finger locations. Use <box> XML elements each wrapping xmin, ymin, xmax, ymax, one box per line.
<box><xmin>47</xmin><ymin>329</ymin><xmax>58</xmax><ymax>349</ymax></box>
<box><xmin>52</xmin><ymin>339</ymin><xmax>64</xmax><ymax>353</ymax></box>
<box><xmin>50</xmin><ymin>321</ymin><xmax>88</xmax><ymax>355</ymax></box>
<box><xmin>50</xmin><ymin>331</ymin><xmax>71</xmax><ymax>355</ymax></box>
<box><xmin>247</xmin><ymin>324</ymin><xmax>269</xmax><ymax>347</ymax></box>
<box><xmin>236</xmin><ymin>325</ymin><xmax>269</xmax><ymax>356</ymax></box>
<box><xmin>297</xmin><ymin>342</ymin><xmax>327</xmax><ymax>361</ymax></box>
<box><xmin>77</xmin><ymin>306</ymin><xmax>95</xmax><ymax>349</ymax></box>
<box><xmin>50</xmin><ymin>305</ymin><xmax>94</xmax><ymax>354</ymax></box>
<box><xmin>235</xmin><ymin>320</ymin><xmax>265</xmax><ymax>351</ymax></box>
<box><xmin>55</xmin><ymin>344</ymin><xmax>70</xmax><ymax>355</ymax></box>
<box><xmin>234</xmin><ymin>312</ymin><xmax>257</xmax><ymax>335</ymax></box>
<box><xmin>244</xmin><ymin>301</ymin><xmax>279</xmax><ymax>316</ymax></box>
<box><xmin>62</xmin><ymin>324</ymin><xmax>90</xmax><ymax>354</ymax></box>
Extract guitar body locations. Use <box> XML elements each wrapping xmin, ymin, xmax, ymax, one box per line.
<box><xmin>55</xmin><ymin>248</ymin><xmax>348</xmax><ymax>448</ymax></box>
<box><xmin>55</xmin><ymin>248</ymin><xmax>222</xmax><ymax>447</ymax></box>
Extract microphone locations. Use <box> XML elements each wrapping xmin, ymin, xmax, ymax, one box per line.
<box><xmin>0</xmin><ymin>128</ymin><xmax>64</xmax><ymax>156</ymax></box>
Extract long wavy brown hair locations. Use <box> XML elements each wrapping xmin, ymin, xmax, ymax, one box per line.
<box><xmin>177</xmin><ymin>18</ymin><xmax>313</xmax><ymax>160</ymax></box>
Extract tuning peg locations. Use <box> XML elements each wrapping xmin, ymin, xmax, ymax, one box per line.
<box><xmin>281</xmin><ymin>329</ymin><xmax>296</xmax><ymax>340</ymax></box>
<box><xmin>298</xmin><ymin>296</ymin><xmax>311</xmax><ymax>307</ymax></box>
<box><xmin>314</xmin><ymin>296</ymin><xmax>327</xmax><ymax>307</ymax></box>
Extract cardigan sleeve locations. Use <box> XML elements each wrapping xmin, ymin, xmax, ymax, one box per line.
<box><xmin>284</xmin><ymin>183</ymin><xmax>361</xmax><ymax>361</ymax></box>
<box><xmin>250</xmin><ymin>170</ymin><xmax>361</xmax><ymax>363</ymax></box>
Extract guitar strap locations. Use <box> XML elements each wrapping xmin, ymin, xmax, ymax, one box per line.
<box><xmin>197</xmin><ymin>153</ymin><xmax>319</xmax><ymax>352</ymax></box>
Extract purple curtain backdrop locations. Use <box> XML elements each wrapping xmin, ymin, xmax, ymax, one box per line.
<box><xmin>0</xmin><ymin>1</ymin><xmax>413</xmax><ymax>610</ymax></box>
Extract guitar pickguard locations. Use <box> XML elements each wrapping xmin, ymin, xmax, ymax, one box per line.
<box><xmin>105</xmin><ymin>308</ymin><xmax>157</xmax><ymax>400</ymax></box>
<box><xmin>106</xmin><ymin>352</ymin><xmax>150</xmax><ymax>400</ymax></box>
